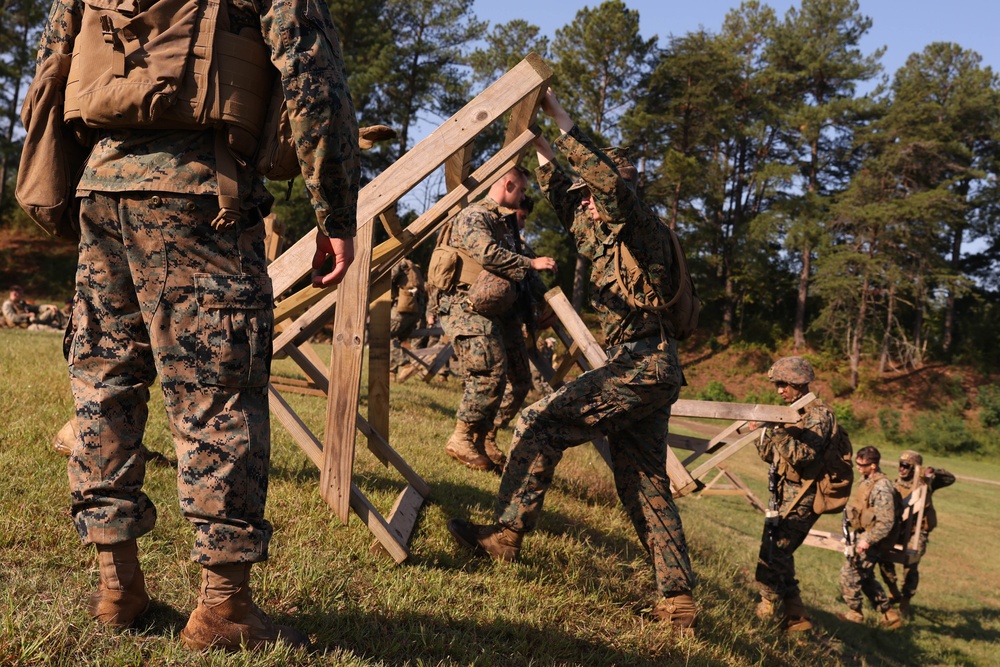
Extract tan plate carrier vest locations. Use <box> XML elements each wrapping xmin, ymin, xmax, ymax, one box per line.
<box><xmin>64</xmin><ymin>0</ymin><xmax>275</xmax><ymax>229</ymax></box>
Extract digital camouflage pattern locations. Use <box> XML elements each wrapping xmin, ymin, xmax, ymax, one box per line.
<box><xmin>41</xmin><ymin>0</ymin><xmax>359</xmax><ymax>566</ymax></box>
<box><xmin>390</xmin><ymin>259</ymin><xmax>427</xmax><ymax>373</ymax></box>
<box><xmin>438</xmin><ymin>196</ymin><xmax>532</xmax><ymax>427</ymax></box>
<box><xmin>878</xmin><ymin>464</ymin><xmax>955</xmax><ymax>600</ymax></box>
<box><xmin>767</xmin><ymin>356</ymin><xmax>816</xmax><ymax>385</ymax></box>
<box><xmin>841</xmin><ymin>471</ymin><xmax>897</xmax><ymax>612</ymax></box>
<box><xmin>38</xmin><ymin>0</ymin><xmax>360</xmax><ymax>237</ymax></box>
<box><xmin>536</xmin><ymin>125</ymin><xmax>672</xmax><ymax>344</ymax></box>
<box><xmin>754</xmin><ymin>399</ymin><xmax>834</xmax><ymax>601</ymax></box>
<box><xmin>67</xmin><ymin>193</ymin><xmax>273</xmax><ymax>565</ymax></box>
<box><xmin>500</xmin><ymin>127</ymin><xmax>695</xmax><ymax>597</ymax></box>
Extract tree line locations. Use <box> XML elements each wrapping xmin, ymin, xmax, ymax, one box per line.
<box><xmin>2</xmin><ymin>0</ymin><xmax>998</xmax><ymax>379</ymax></box>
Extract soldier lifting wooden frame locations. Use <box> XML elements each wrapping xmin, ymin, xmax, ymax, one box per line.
<box><xmin>265</xmin><ymin>53</ymin><xmax>554</xmax><ymax>563</ymax></box>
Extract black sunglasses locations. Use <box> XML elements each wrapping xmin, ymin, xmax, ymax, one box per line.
<box><xmin>898</xmin><ymin>462</ymin><xmax>913</xmax><ymax>469</ymax></box>
<box><xmin>774</xmin><ymin>381</ymin><xmax>789</xmax><ymax>389</ymax></box>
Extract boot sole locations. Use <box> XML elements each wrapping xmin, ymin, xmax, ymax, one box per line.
<box><xmin>445</xmin><ymin>448</ymin><xmax>494</xmax><ymax>471</ymax></box>
<box><xmin>447</xmin><ymin>519</ymin><xmax>486</xmax><ymax>556</ymax></box>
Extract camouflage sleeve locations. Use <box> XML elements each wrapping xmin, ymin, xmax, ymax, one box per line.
<box><xmin>2</xmin><ymin>301</ymin><xmax>28</xmax><ymax>326</ymax></box>
<box><xmin>452</xmin><ymin>206</ymin><xmax>531</xmax><ymax>282</ymax></box>
<box><xmin>767</xmin><ymin>403</ymin><xmax>834</xmax><ymax>473</ymax></box>
<box><xmin>552</xmin><ymin>125</ymin><xmax>643</xmax><ymax>238</ymax></box>
<box><xmin>35</xmin><ymin>0</ymin><xmax>83</xmax><ymax>63</ymax></box>
<box><xmin>536</xmin><ymin>161</ymin><xmax>583</xmax><ymax>231</ymax></box>
<box><xmin>930</xmin><ymin>468</ymin><xmax>956</xmax><ymax>491</ymax></box>
<box><xmin>261</xmin><ymin>0</ymin><xmax>360</xmax><ymax>238</ymax></box>
<box><xmin>865</xmin><ymin>478</ymin><xmax>898</xmax><ymax>545</ymax></box>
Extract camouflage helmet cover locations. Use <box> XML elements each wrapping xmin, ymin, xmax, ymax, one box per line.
<box><xmin>767</xmin><ymin>356</ymin><xmax>815</xmax><ymax>385</ymax></box>
<box><xmin>567</xmin><ymin>146</ymin><xmax>637</xmax><ymax>191</ymax></box>
<box><xmin>899</xmin><ymin>449</ymin><xmax>923</xmax><ymax>465</ymax></box>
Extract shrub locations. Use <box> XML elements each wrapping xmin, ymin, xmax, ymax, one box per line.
<box><xmin>907</xmin><ymin>411</ymin><xmax>980</xmax><ymax>455</ymax></box>
<box><xmin>742</xmin><ymin>389</ymin><xmax>784</xmax><ymax>406</ymax></box>
<box><xmin>831</xmin><ymin>401</ymin><xmax>863</xmax><ymax>432</ymax></box>
<box><xmin>696</xmin><ymin>380</ymin><xmax>735</xmax><ymax>403</ymax></box>
<box><xmin>877</xmin><ymin>408</ymin><xmax>904</xmax><ymax>444</ymax></box>
<box><xmin>976</xmin><ymin>384</ymin><xmax>1000</xmax><ymax>428</ymax></box>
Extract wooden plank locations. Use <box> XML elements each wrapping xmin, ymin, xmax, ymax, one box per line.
<box><xmin>445</xmin><ymin>144</ymin><xmax>474</xmax><ymax>194</ymax></box>
<box><xmin>354</xmin><ymin>414</ymin><xmax>432</xmax><ymax>498</ymax></box>
<box><xmin>803</xmin><ymin>529</ymin><xmax>846</xmax><ymax>552</ymax></box>
<box><xmin>320</xmin><ymin>216</ymin><xmax>376</xmax><ymax>523</ymax></box>
<box><xmin>267</xmin><ymin>53</ymin><xmax>552</xmax><ymax>298</ymax></box>
<box><xmin>544</xmin><ymin>287</ymin><xmax>607</xmax><ymax>368</ymax></box>
<box><xmin>667</xmin><ymin>444</ymin><xmax>699</xmax><ymax>497</ymax></box>
<box><xmin>268</xmin><ymin>385</ymin><xmax>323</xmax><ymax>468</ymax></box>
<box><xmin>369</xmin><ymin>485</ymin><xmax>425</xmax><ymax>561</ymax></box>
<box><xmin>349</xmin><ymin>482</ymin><xmax>409</xmax><ymax>563</ymax></box>
<box><xmin>671</xmin><ymin>399</ymin><xmax>803</xmax><ymax>424</ymax></box>
<box><xmin>666</xmin><ymin>433</ymin><xmax>711</xmax><ymax>453</ymax></box>
<box><xmin>272</xmin><ymin>288</ymin><xmax>339</xmax><ymax>354</ymax></box>
<box><xmin>368</xmin><ymin>272</ymin><xmax>392</xmax><ymax>449</ymax></box>
<box><xmin>549</xmin><ymin>341</ymin><xmax>581</xmax><ymax>388</ymax></box>
<box><xmin>378</xmin><ymin>209</ymin><xmax>404</xmax><ymax>238</ymax></box>
<box><xmin>689</xmin><ymin>428</ymin><xmax>765</xmax><ymax>481</ymax></box>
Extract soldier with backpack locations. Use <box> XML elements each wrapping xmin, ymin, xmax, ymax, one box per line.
<box><xmin>24</xmin><ymin>0</ymin><xmax>360</xmax><ymax>651</ymax></box>
<box><xmin>748</xmin><ymin>356</ymin><xmax>835</xmax><ymax>632</ymax></box>
<box><xmin>448</xmin><ymin>89</ymin><xmax>699</xmax><ymax>634</ymax></box>
<box><xmin>840</xmin><ymin>446</ymin><xmax>904</xmax><ymax>629</ymax></box>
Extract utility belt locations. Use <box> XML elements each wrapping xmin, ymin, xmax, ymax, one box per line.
<box><xmin>609</xmin><ymin>334</ymin><xmax>674</xmax><ymax>356</ymax></box>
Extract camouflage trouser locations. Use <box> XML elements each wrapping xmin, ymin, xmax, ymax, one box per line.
<box><xmin>493</xmin><ymin>332</ymin><xmax>533</xmax><ymax>431</ymax></box>
<box><xmin>755</xmin><ymin>486</ymin><xmax>821</xmax><ymax>601</ymax></box>
<box><xmin>66</xmin><ymin>192</ymin><xmax>274</xmax><ymax>566</ymax></box>
<box><xmin>879</xmin><ymin>530</ymin><xmax>929</xmax><ymax>600</ymax></box>
<box><xmin>496</xmin><ymin>339</ymin><xmax>695</xmax><ymax>596</ymax></box>
<box><xmin>840</xmin><ymin>546</ymin><xmax>892</xmax><ymax>613</ymax></box>
<box><xmin>389</xmin><ymin>308</ymin><xmax>421</xmax><ymax>372</ymax></box>
<box><xmin>453</xmin><ymin>319</ymin><xmax>530</xmax><ymax>428</ymax></box>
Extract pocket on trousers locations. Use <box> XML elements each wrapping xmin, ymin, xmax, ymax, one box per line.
<box><xmin>195</xmin><ymin>273</ymin><xmax>273</xmax><ymax>388</ymax></box>
<box><xmin>456</xmin><ymin>334</ymin><xmax>498</xmax><ymax>374</ymax></box>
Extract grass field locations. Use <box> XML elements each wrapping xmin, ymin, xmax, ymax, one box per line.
<box><xmin>1</xmin><ymin>329</ymin><xmax>998</xmax><ymax>666</ymax></box>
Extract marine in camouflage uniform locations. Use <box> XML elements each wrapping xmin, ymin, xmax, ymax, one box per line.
<box><xmin>750</xmin><ymin>356</ymin><xmax>832</xmax><ymax>632</ymax></box>
<box><xmin>448</xmin><ymin>90</ymin><xmax>697</xmax><ymax>633</ymax></box>
<box><xmin>34</xmin><ymin>0</ymin><xmax>358</xmax><ymax>648</ymax></box>
<box><xmin>389</xmin><ymin>258</ymin><xmax>428</xmax><ymax>378</ymax></box>
<box><xmin>437</xmin><ymin>167</ymin><xmax>555</xmax><ymax>472</ymax></box>
<box><xmin>877</xmin><ymin>450</ymin><xmax>955</xmax><ymax>616</ymax></box>
<box><xmin>840</xmin><ymin>446</ymin><xmax>903</xmax><ymax>628</ymax></box>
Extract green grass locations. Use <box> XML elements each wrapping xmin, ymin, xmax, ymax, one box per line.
<box><xmin>2</xmin><ymin>329</ymin><xmax>999</xmax><ymax>665</ymax></box>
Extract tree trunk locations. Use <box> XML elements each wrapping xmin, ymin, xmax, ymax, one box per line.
<box><xmin>793</xmin><ymin>243</ymin><xmax>810</xmax><ymax>350</ymax></box>
<box><xmin>878</xmin><ymin>282</ymin><xmax>896</xmax><ymax>374</ymax></box>
<box><xmin>942</xmin><ymin>225</ymin><xmax>963</xmax><ymax>354</ymax></box>
<box><xmin>850</xmin><ymin>271</ymin><xmax>870</xmax><ymax>390</ymax></box>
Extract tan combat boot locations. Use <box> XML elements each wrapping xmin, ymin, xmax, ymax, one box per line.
<box><xmin>481</xmin><ymin>427</ymin><xmax>507</xmax><ymax>474</ymax></box>
<box><xmin>447</xmin><ymin>519</ymin><xmax>523</xmax><ymax>562</ymax></box>
<box><xmin>652</xmin><ymin>592</ymin><xmax>697</xmax><ymax>636</ymax></box>
<box><xmin>838</xmin><ymin>608</ymin><xmax>865</xmax><ymax>624</ymax></box>
<box><xmin>180</xmin><ymin>563</ymin><xmax>308</xmax><ymax>651</ymax></box>
<box><xmin>444</xmin><ymin>421</ymin><xmax>493</xmax><ymax>471</ymax></box>
<box><xmin>782</xmin><ymin>593</ymin><xmax>813</xmax><ymax>632</ymax></box>
<box><xmin>881</xmin><ymin>607</ymin><xmax>903</xmax><ymax>629</ymax></box>
<box><xmin>88</xmin><ymin>540</ymin><xmax>150</xmax><ymax>628</ymax></box>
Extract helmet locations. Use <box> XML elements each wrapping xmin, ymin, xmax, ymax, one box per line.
<box><xmin>899</xmin><ymin>450</ymin><xmax>923</xmax><ymax>466</ymax></box>
<box><xmin>767</xmin><ymin>357</ymin><xmax>815</xmax><ymax>385</ymax></box>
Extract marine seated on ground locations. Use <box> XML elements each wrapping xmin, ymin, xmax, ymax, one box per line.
<box><xmin>2</xmin><ymin>285</ymin><xmax>65</xmax><ymax>331</ymax></box>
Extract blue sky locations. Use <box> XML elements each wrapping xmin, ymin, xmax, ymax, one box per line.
<box><xmin>471</xmin><ymin>0</ymin><xmax>1000</xmax><ymax>85</ymax></box>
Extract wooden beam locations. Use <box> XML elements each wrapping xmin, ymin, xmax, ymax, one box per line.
<box><xmin>671</xmin><ymin>400</ymin><xmax>803</xmax><ymax>423</ymax></box>
<box><xmin>544</xmin><ymin>287</ymin><xmax>606</xmax><ymax>368</ymax></box>
<box><xmin>370</xmin><ymin>485</ymin><xmax>425</xmax><ymax>562</ymax></box>
<box><xmin>320</xmin><ymin>215</ymin><xmax>376</xmax><ymax>523</ymax></box>
<box><xmin>368</xmin><ymin>273</ymin><xmax>392</xmax><ymax>450</ymax></box>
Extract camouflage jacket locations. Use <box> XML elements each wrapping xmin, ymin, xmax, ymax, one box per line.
<box><xmin>537</xmin><ymin>125</ymin><xmax>669</xmax><ymax>344</ymax></box>
<box><xmin>846</xmin><ymin>471</ymin><xmax>898</xmax><ymax>545</ymax></box>
<box><xmin>438</xmin><ymin>196</ymin><xmax>532</xmax><ymax>337</ymax></box>
<box><xmin>756</xmin><ymin>399</ymin><xmax>834</xmax><ymax>496</ymax></box>
<box><xmin>2</xmin><ymin>299</ymin><xmax>39</xmax><ymax>327</ymax></box>
<box><xmin>37</xmin><ymin>0</ymin><xmax>359</xmax><ymax>238</ymax></box>
<box><xmin>894</xmin><ymin>466</ymin><xmax>955</xmax><ymax>532</ymax></box>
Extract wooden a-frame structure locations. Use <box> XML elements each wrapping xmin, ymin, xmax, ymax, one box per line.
<box><xmin>265</xmin><ymin>53</ymin><xmax>554</xmax><ymax>563</ymax></box>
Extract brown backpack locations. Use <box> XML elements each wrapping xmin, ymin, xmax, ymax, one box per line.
<box><xmin>613</xmin><ymin>222</ymin><xmax>701</xmax><ymax>340</ymax></box>
<box><xmin>812</xmin><ymin>421</ymin><xmax>855</xmax><ymax>514</ymax></box>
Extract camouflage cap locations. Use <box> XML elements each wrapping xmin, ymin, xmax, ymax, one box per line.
<box><xmin>567</xmin><ymin>177</ymin><xmax>589</xmax><ymax>192</ymax></box>
<box><xmin>767</xmin><ymin>356</ymin><xmax>815</xmax><ymax>385</ymax></box>
<box><xmin>567</xmin><ymin>146</ymin><xmax>637</xmax><ymax>192</ymax></box>
<box><xmin>899</xmin><ymin>450</ymin><xmax>923</xmax><ymax>465</ymax></box>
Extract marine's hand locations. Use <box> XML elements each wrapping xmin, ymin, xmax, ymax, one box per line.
<box><xmin>539</xmin><ymin>88</ymin><xmax>574</xmax><ymax>133</ymax></box>
<box><xmin>530</xmin><ymin>256</ymin><xmax>557</xmax><ymax>272</ymax></box>
<box><xmin>856</xmin><ymin>539</ymin><xmax>870</xmax><ymax>554</ymax></box>
<box><xmin>312</xmin><ymin>235</ymin><xmax>356</xmax><ymax>287</ymax></box>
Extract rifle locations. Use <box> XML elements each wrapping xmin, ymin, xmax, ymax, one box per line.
<box><xmin>763</xmin><ymin>460</ymin><xmax>780</xmax><ymax>564</ymax></box>
<box><xmin>842</xmin><ymin>509</ymin><xmax>855</xmax><ymax>559</ymax></box>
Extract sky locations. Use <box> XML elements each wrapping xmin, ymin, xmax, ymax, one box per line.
<box><xmin>471</xmin><ymin>0</ymin><xmax>1000</xmax><ymax>85</ymax></box>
